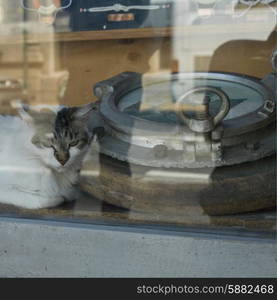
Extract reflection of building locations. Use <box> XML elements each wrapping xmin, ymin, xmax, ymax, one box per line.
<box><xmin>0</xmin><ymin>1</ymin><xmax>68</xmax><ymax>112</ymax></box>
<box><xmin>0</xmin><ymin>0</ymin><xmax>23</xmax><ymax>24</ymax></box>
<box><xmin>173</xmin><ymin>1</ymin><xmax>276</xmax><ymax>74</ymax></box>
<box><xmin>0</xmin><ymin>1</ymin><xmax>173</xmax><ymax>110</ymax></box>
<box><xmin>0</xmin><ymin>0</ymin><xmax>276</xmax><ymax>278</ymax></box>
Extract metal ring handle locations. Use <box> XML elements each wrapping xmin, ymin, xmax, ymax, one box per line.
<box><xmin>177</xmin><ymin>86</ymin><xmax>230</xmax><ymax>133</ymax></box>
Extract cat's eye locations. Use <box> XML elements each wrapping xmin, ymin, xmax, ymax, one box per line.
<box><xmin>69</xmin><ymin>140</ymin><xmax>79</xmax><ymax>147</ymax></box>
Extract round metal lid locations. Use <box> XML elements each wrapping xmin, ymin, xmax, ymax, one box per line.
<box><xmin>119</xmin><ymin>74</ymin><xmax>265</xmax><ymax>123</ymax></box>
<box><xmin>96</xmin><ymin>72</ymin><xmax>275</xmax><ymax>168</ymax></box>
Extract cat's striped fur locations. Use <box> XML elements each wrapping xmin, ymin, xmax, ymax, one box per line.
<box><xmin>0</xmin><ymin>102</ymin><xmax>99</xmax><ymax>209</ymax></box>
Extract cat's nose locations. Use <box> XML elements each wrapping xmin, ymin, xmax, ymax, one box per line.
<box><xmin>58</xmin><ymin>158</ymin><xmax>68</xmax><ymax>166</ymax></box>
<box><xmin>55</xmin><ymin>152</ymin><xmax>69</xmax><ymax>166</ymax></box>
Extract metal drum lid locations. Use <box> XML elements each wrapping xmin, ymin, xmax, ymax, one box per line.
<box><xmin>119</xmin><ymin>76</ymin><xmax>264</xmax><ymax>121</ymax></box>
<box><xmin>95</xmin><ymin>72</ymin><xmax>276</xmax><ymax>168</ymax></box>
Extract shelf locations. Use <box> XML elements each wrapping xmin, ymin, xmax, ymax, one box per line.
<box><xmin>0</xmin><ymin>27</ymin><xmax>172</xmax><ymax>45</ymax></box>
<box><xmin>0</xmin><ymin>19</ymin><xmax>275</xmax><ymax>45</ymax></box>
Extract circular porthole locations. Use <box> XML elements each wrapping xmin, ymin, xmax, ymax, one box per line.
<box><xmin>83</xmin><ymin>71</ymin><xmax>276</xmax><ymax>215</ymax></box>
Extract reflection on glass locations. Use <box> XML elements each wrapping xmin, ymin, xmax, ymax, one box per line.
<box><xmin>0</xmin><ymin>0</ymin><xmax>275</xmax><ymax>235</ymax></box>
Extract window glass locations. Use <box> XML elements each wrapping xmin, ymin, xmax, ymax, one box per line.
<box><xmin>0</xmin><ymin>0</ymin><xmax>276</xmax><ymax>235</ymax></box>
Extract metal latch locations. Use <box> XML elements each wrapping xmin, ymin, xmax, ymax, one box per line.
<box><xmin>177</xmin><ymin>86</ymin><xmax>230</xmax><ymax>162</ymax></box>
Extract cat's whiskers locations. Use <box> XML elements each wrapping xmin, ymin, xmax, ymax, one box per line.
<box><xmin>26</xmin><ymin>154</ymin><xmax>41</xmax><ymax>162</ymax></box>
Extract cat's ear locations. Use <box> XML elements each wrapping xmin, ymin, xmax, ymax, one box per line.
<box><xmin>72</xmin><ymin>102</ymin><xmax>98</xmax><ymax>121</ymax></box>
<box><xmin>11</xmin><ymin>100</ymin><xmax>34</xmax><ymax>124</ymax></box>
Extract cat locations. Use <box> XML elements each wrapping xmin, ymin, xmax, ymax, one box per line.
<box><xmin>0</xmin><ymin>101</ymin><xmax>100</xmax><ymax>209</ymax></box>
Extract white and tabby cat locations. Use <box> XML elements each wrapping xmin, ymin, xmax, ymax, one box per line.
<box><xmin>0</xmin><ymin>101</ymin><xmax>99</xmax><ymax>209</ymax></box>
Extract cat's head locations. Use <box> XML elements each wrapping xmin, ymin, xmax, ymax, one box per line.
<box><xmin>17</xmin><ymin>102</ymin><xmax>98</xmax><ymax>170</ymax></box>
